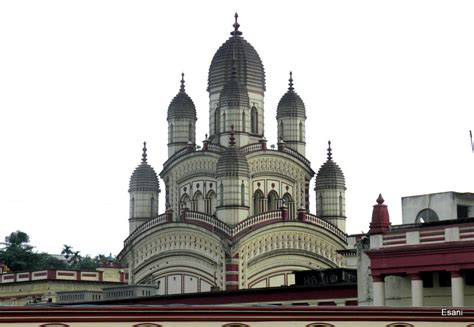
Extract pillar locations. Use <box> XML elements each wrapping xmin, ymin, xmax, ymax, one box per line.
<box><xmin>409</xmin><ymin>273</ymin><xmax>423</xmax><ymax>307</ymax></box>
<box><xmin>373</xmin><ymin>275</ymin><xmax>385</xmax><ymax>306</ymax></box>
<box><xmin>450</xmin><ymin>271</ymin><xmax>464</xmax><ymax>307</ymax></box>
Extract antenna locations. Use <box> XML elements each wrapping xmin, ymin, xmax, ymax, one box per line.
<box><xmin>470</xmin><ymin>130</ymin><xmax>473</xmax><ymax>153</ymax></box>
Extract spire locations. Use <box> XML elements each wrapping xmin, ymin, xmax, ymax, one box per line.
<box><xmin>229</xmin><ymin>125</ymin><xmax>236</xmax><ymax>146</ymax></box>
<box><xmin>180</xmin><ymin>72</ymin><xmax>185</xmax><ymax>93</ymax></box>
<box><xmin>141</xmin><ymin>141</ymin><xmax>148</xmax><ymax>163</ymax></box>
<box><xmin>230</xmin><ymin>12</ymin><xmax>242</xmax><ymax>36</ymax></box>
<box><xmin>369</xmin><ymin>193</ymin><xmax>391</xmax><ymax>235</ymax></box>
<box><xmin>288</xmin><ymin>71</ymin><xmax>294</xmax><ymax>91</ymax></box>
<box><xmin>327</xmin><ymin>140</ymin><xmax>332</xmax><ymax>160</ymax></box>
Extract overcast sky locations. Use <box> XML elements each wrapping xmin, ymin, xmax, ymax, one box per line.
<box><xmin>1</xmin><ymin>1</ymin><xmax>473</xmax><ymax>257</ymax></box>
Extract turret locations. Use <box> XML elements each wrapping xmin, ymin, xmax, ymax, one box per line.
<box><xmin>217</xmin><ymin>64</ymin><xmax>250</xmax><ymax>147</ymax></box>
<box><xmin>276</xmin><ymin>72</ymin><xmax>306</xmax><ymax>155</ymax></box>
<box><xmin>315</xmin><ymin>141</ymin><xmax>346</xmax><ymax>232</ymax></box>
<box><xmin>128</xmin><ymin>142</ymin><xmax>160</xmax><ymax>234</ymax></box>
<box><xmin>208</xmin><ymin>13</ymin><xmax>265</xmax><ymax>145</ymax></box>
<box><xmin>216</xmin><ymin>126</ymin><xmax>250</xmax><ymax>225</ymax></box>
<box><xmin>167</xmin><ymin>73</ymin><xmax>197</xmax><ymax>157</ymax></box>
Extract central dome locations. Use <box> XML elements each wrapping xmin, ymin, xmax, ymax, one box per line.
<box><xmin>208</xmin><ymin>13</ymin><xmax>266</xmax><ymax>95</ymax></box>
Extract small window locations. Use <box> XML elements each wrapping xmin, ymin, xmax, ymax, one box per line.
<box><xmin>415</xmin><ymin>208</ymin><xmax>439</xmax><ymax>223</ymax></box>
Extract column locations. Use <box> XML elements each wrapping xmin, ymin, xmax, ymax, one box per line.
<box><xmin>450</xmin><ymin>271</ymin><xmax>464</xmax><ymax>307</ymax></box>
<box><xmin>409</xmin><ymin>273</ymin><xmax>423</xmax><ymax>307</ymax></box>
<box><xmin>373</xmin><ymin>275</ymin><xmax>385</xmax><ymax>306</ymax></box>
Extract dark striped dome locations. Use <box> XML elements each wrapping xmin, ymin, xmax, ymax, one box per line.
<box><xmin>129</xmin><ymin>143</ymin><xmax>160</xmax><ymax>193</ymax></box>
<box><xmin>208</xmin><ymin>14</ymin><xmax>265</xmax><ymax>94</ymax></box>
<box><xmin>315</xmin><ymin>142</ymin><xmax>346</xmax><ymax>190</ymax></box>
<box><xmin>216</xmin><ymin>131</ymin><xmax>249</xmax><ymax>177</ymax></box>
<box><xmin>219</xmin><ymin>67</ymin><xmax>249</xmax><ymax>108</ymax></box>
<box><xmin>167</xmin><ymin>74</ymin><xmax>196</xmax><ymax>121</ymax></box>
<box><xmin>276</xmin><ymin>73</ymin><xmax>306</xmax><ymax>119</ymax></box>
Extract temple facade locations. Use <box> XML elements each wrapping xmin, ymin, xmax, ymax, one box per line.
<box><xmin>118</xmin><ymin>14</ymin><xmax>348</xmax><ymax>295</ymax></box>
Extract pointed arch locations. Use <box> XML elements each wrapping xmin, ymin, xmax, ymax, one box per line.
<box><xmin>253</xmin><ymin>189</ymin><xmax>264</xmax><ymax>215</ymax></box>
<box><xmin>169</xmin><ymin>123</ymin><xmax>174</xmax><ymax>143</ymax></box>
<box><xmin>192</xmin><ymin>190</ymin><xmax>204</xmax><ymax>212</ymax></box>
<box><xmin>241</xmin><ymin>182</ymin><xmax>245</xmax><ymax>206</ymax></box>
<box><xmin>188</xmin><ymin>122</ymin><xmax>193</xmax><ymax>142</ymax></box>
<box><xmin>180</xmin><ymin>193</ymin><xmax>190</xmax><ymax>210</ymax></box>
<box><xmin>130</xmin><ymin>197</ymin><xmax>135</xmax><ymax>218</ymax></box>
<box><xmin>299</xmin><ymin>121</ymin><xmax>303</xmax><ymax>142</ymax></box>
<box><xmin>214</xmin><ymin>108</ymin><xmax>220</xmax><ymax>134</ymax></box>
<box><xmin>267</xmin><ymin>190</ymin><xmax>279</xmax><ymax>211</ymax></box>
<box><xmin>150</xmin><ymin>195</ymin><xmax>155</xmax><ymax>217</ymax></box>
<box><xmin>251</xmin><ymin>106</ymin><xmax>258</xmax><ymax>133</ymax></box>
<box><xmin>223</xmin><ymin>112</ymin><xmax>227</xmax><ymax>132</ymax></box>
<box><xmin>279</xmin><ymin>121</ymin><xmax>284</xmax><ymax>141</ymax></box>
<box><xmin>282</xmin><ymin>192</ymin><xmax>294</xmax><ymax>220</ymax></box>
<box><xmin>206</xmin><ymin>190</ymin><xmax>217</xmax><ymax>215</ymax></box>
<box><xmin>219</xmin><ymin>183</ymin><xmax>224</xmax><ymax>206</ymax></box>
<box><xmin>242</xmin><ymin>111</ymin><xmax>246</xmax><ymax>132</ymax></box>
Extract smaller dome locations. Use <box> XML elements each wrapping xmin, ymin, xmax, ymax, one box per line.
<box><xmin>167</xmin><ymin>73</ymin><xmax>197</xmax><ymax>120</ymax></box>
<box><xmin>276</xmin><ymin>72</ymin><xmax>306</xmax><ymax>119</ymax></box>
<box><xmin>216</xmin><ymin>127</ymin><xmax>249</xmax><ymax>177</ymax></box>
<box><xmin>219</xmin><ymin>66</ymin><xmax>249</xmax><ymax>108</ymax></box>
<box><xmin>315</xmin><ymin>141</ymin><xmax>346</xmax><ymax>190</ymax></box>
<box><xmin>129</xmin><ymin>142</ymin><xmax>160</xmax><ymax>193</ymax></box>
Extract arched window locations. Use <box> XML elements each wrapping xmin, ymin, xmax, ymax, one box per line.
<box><xmin>299</xmin><ymin>121</ymin><xmax>303</xmax><ymax>141</ymax></box>
<box><xmin>241</xmin><ymin>182</ymin><xmax>245</xmax><ymax>206</ymax></box>
<box><xmin>253</xmin><ymin>189</ymin><xmax>264</xmax><ymax>215</ymax></box>
<box><xmin>283</xmin><ymin>192</ymin><xmax>294</xmax><ymax>219</ymax></box>
<box><xmin>131</xmin><ymin>197</ymin><xmax>135</xmax><ymax>218</ymax></box>
<box><xmin>416</xmin><ymin>208</ymin><xmax>439</xmax><ymax>223</ymax></box>
<box><xmin>180</xmin><ymin>193</ymin><xmax>190</xmax><ymax>210</ymax></box>
<box><xmin>279</xmin><ymin>121</ymin><xmax>284</xmax><ymax>141</ymax></box>
<box><xmin>339</xmin><ymin>193</ymin><xmax>343</xmax><ymax>216</ymax></box>
<box><xmin>242</xmin><ymin>111</ymin><xmax>246</xmax><ymax>132</ymax></box>
<box><xmin>219</xmin><ymin>183</ymin><xmax>224</xmax><ymax>206</ymax></box>
<box><xmin>169</xmin><ymin>123</ymin><xmax>174</xmax><ymax>143</ymax></box>
<box><xmin>188</xmin><ymin>122</ymin><xmax>193</xmax><ymax>142</ymax></box>
<box><xmin>150</xmin><ymin>196</ymin><xmax>155</xmax><ymax>217</ymax></box>
<box><xmin>251</xmin><ymin>106</ymin><xmax>258</xmax><ymax>133</ymax></box>
<box><xmin>193</xmin><ymin>191</ymin><xmax>204</xmax><ymax>212</ymax></box>
<box><xmin>206</xmin><ymin>190</ymin><xmax>217</xmax><ymax>215</ymax></box>
<box><xmin>223</xmin><ymin>112</ymin><xmax>226</xmax><ymax>132</ymax></box>
<box><xmin>215</xmin><ymin>108</ymin><xmax>220</xmax><ymax>134</ymax></box>
<box><xmin>267</xmin><ymin>190</ymin><xmax>279</xmax><ymax>211</ymax></box>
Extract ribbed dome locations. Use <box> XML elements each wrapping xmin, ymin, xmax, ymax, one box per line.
<box><xmin>315</xmin><ymin>142</ymin><xmax>346</xmax><ymax>190</ymax></box>
<box><xmin>167</xmin><ymin>74</ymin><xmax>197</xmax><ymax>121</ymax></box>
<box><xmin>216</xmin><ymin>131</ymin><xmax>249</xmax><ymax>177</ymax></box>
<box><xmin>276</xmin><ymin>72</ymin><xmax>306</xmax><ymax>119</ymax></box>
<box><xmin>208</xmin><ymin>13</ymin><xmax>265</xmax><ymax>94</ymax></box>
<box><xmin>129</xmin><ymin>143</ymin><xmax>160</xmax><ymax>193</ymax></box>
<box><xmin>219</xmin><ymin>67</ymin><xmax>250</xmax><ymax>108</ymax></box>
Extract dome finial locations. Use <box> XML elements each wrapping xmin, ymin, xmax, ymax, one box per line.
<box><xmin>229</xmin><ymin>125</ymin><xmax>236</xmax><ymax>146</ymax></box>
<box><xmin>230</xmin><ymin>12</ymin><xmax>242</xmax><ymax>36</ymax></box>
<box><xmin>288</xmin><ymin>71</ymin><xmax>294</xmax><ymax>91</ymax></box>
<box><xmin>142</xmin><ymin>141</ymin><xmax>148</xmax><ymax>163</ymax></box>
<box><xmin>377</xmin><ymin>193</ymin><xmax>385</xmax><ymax>204</ymax></box>
<box><xmin>327</xmin><ymin>140</ymin><xmax>332</xmax><ymax>160</ymax></box>
<box><xmin>180</xmin><ymin>72</ymin><xmax>185</xmax><ymax>92</ymax></box>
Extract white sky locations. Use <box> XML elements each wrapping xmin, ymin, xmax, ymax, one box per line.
<box><xmin>1</xmin><ymin>1</ymin><xmax>473</xmax><ymax>257</ymax></box>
